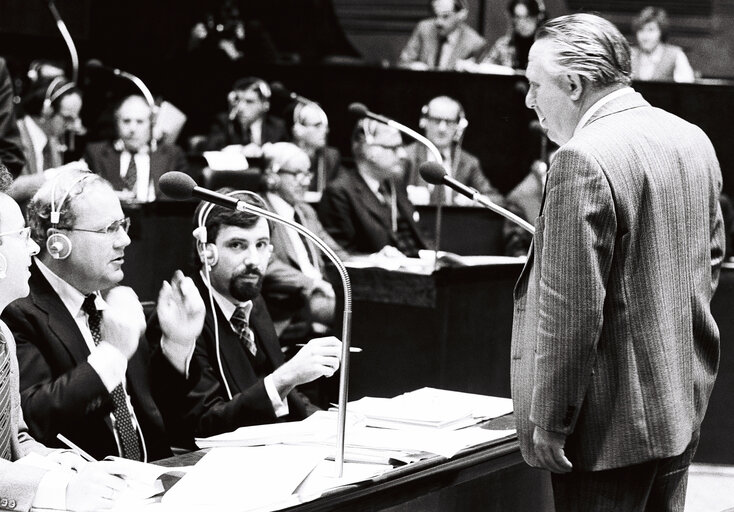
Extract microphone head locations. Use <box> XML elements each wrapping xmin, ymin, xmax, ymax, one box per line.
<box><xmin>348</xmin><ymin>103</ymin><xmax>369</xmax><ymax>117</ymax></box>
<box><xmin>159</xmin><ymin>171</ymin><xmax>197</xmax><ymax>200</ymax></box>
<box><xmin>419</xmin><ymin>161</ymin><xmax>447</xmax><ymax>185</ymax></box>
<box><xmin>85</xmin><ymin>59</ymin><xmax>104</xmax><ymax>69</ymax></box>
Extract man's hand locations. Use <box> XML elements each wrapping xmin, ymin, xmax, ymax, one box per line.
<box><xmin>100</xmin><ymin>287</ymin><xmax>145</xmax><ymax>360</ymax></box>
<box><xmin>272</xmin><ymin>336</ymin><xmax>342</xmax><ymax>397</ymax></box>
<box><xmin>158</xmin><ymin>271</ymin><xmax>206</xmax><ymax>374</ymax></box>
<box><xmin>533</xmin><ymin>426</ymin><xmax>573</xmax><ymax>473</ymax></box>
<box><xmin>66</xmin><ymin>464</ymin><xmax>127</xmax><ymax>511</ymax></box>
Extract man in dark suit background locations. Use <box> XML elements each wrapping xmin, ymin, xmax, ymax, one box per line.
<box><xmin>204</xmin><ymin>77</ymin><xmax>287</xmax><ymax>156</ymax></box>
<box><xmin>513</xmin><ymin>13</ymin><xmax>724</xmax><ymax>510</ymax></box>
<box><xmin>147</xmin><ymin>191</ymin><xmax>341</xmax><ymax>445</ymax></box>
<box><xmin>2</xmin><ymin>170</ymin><xmax>204</xmax><ymax>461</ymax></box>
<box><xmin>319</xmin><ymin>120</ymin><xmax>429</xmax><ymax>256</ymax></box>
<box><xmin>84</xmin><ymin>95</ymin><xmax>188</xmax><ymax>202</ymax></box>
<box><xmin>399</xmin><ymin>0</ymin><xmax>485</xmax><ymax>71</ymax></box>
<box><xmin>403</xmin><ymin>95</ymin><xmax>504</xmax><ymax>206</ymax></box>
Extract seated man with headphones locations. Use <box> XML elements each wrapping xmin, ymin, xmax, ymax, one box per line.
<box><xmin>260</xmin><ymin>142</ymin><xmax>348</xmax><ymax>338</ymax></box>
<box><xmin>2</xmin><ymin>169</ymin><xmax>205</xmax><ymax>461</ymax></box>
<box><xmin>404</xmin><ymin>95</ymin><xmax>504</xmax><ymax>206</ymax></box>
<box><xmin>289</xmin><ymin>102</ymin><xmax>341</xmax><ymax>199</ymax></box>
<box><xmin>9</xmin><ymin>77</ymin><xmax>89</xmax><ymax>203</ymax></box>
<box><xmin>146</xmin><ymin>190</ymin><xmax>342</xmax><ymax>444</ymax></box>
<box><xmin>204</xmin><ymin>77</ymin><xmax>288</xmax><ymax>157</ymax></box>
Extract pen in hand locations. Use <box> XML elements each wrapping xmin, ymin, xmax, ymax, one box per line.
<box><xmin>57</xmin><ymin>433</ymin><xmax>96</xmax><ymax>462</ymax></box>
<box><xmin>296</xmin><ymin>343</ymin><xmax>362</xmax><ymax>353</ymax></box>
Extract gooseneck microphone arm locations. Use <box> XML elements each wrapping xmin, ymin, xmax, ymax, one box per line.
<box><xmin>87</xmin><ymin>60</ymin><xmax>157</xmax><ymax>153</ymax></box>
<box><xmin>420</xmin><ymin>161</ymin><xmax>536</xmax><ymax>234</ymax></box>
<box><xmin>159</xmin><ymin>172</ymin><xmax>352</xmax><ymax>477</ymax></box>
<box><xmin>47</xmin><ymin>0</ymin><xmax>79</xmax><ymax>83</ymax></box>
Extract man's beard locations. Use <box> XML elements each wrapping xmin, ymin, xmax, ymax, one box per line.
<box><xmin>228</xmin><ymin>266</ymin><xmax>264</xmax><ymax>301</ymax></box>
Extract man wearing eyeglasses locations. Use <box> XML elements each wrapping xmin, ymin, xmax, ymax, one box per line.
<box><xmin>1</xmin><ymin>170</ymin><xmax>205</xmax><ymax>461</ymax></box>
<box><xmin>404</xmin><ymin>96</ymin><xmax>504</xmax><ymax>206</ymax></box>
<box><xmin>319</xmin><ymin>120</ymin><xmax>429</xmax><ymax>256</ymax></box>
<box><xmin>290</xmin><ymin>103</ymin><xmax>341</xmax><ymax>198</ymax></box>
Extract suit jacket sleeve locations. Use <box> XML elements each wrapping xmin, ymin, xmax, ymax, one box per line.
<box><xmin>399</xmin><ymin>24</ymin><xmax>424</xmax><ymax>65</ymax></box>
<box><xmin>1</xmin><ymin>304</ymin><xmax>113</xmax><ymax>446</ymax></box>
<box><xmin>529</xmin><ymin>148</ymin><xmax>616</xmax><ymax>434</ymax></box>
<box><xmin>0</xmin><ymin>59</ymin><xmax>25</xmax><ymax>177</ymax></box>
<box><xmin>318</xmin><ymin>185</ymin><xmax>359</xmax><ymax>254</ymax></box>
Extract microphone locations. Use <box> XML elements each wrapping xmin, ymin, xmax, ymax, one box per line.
<box><xmin>270</xmin><ymin>82</ymin><xmax>313</xmax><ymax>105</ymax></box>
<box><xmin>419</xmin><ymin>162</ymin><xmax>536</xmax><ymax>234</ymax></box>
<box><xmin>86</xmin><ymin>59</ymin><xmax>157</xmax><ymax>153</ymax></box>
<box><xmin>159</xmin><ymin>171</ymin><xmax>353</xmax><ymax>477</ymax></box>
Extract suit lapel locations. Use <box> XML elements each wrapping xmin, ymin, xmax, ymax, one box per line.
<box><xmin>29</xmin><ymin>262</ymin><xmax>90</xmax><ymax>363</ymax></box>
<box><xmin>249</xmin><ymin>297</ymin><xmax>284</xmax><ymax>369</ymax></box>
<box><xmin>352</xmin><ymin>172</ymin><xmax>391</xmax><ymax>231</ymax></box>
<box><xmin>100</xmin><ymin>143</ymin><xmax>126</xmax><ymax>191</ymax></box>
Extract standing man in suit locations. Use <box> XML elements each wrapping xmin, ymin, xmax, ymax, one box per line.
<box><xmin>403</xmin><ymin>95</ymin><xmax>504</xmax><ymax>206</ymax></box>
<box><xmin>319</xmin><ymin>120</ymin><xmax>429</xmax><ymax>256</ymax></box>
<box><xmin>204</xmin><ymin>77</ymin><xmax>287</xmax><ymax>156</ymax></box>
<box><xmin>399</xmin><ymin>0</ymin><xmax>485</xmax><ymax>71</ymax></box>
<box><xmin>290</xmin><ymin>102</ymin><xmax>341</xmax><ymax>197</ymax></box>
<box><xmin>84</xmin><ymin>95</ymin><xmax>188</xmax><ymax>202</ymax></box>
<box><xmin>513</xmin><ymin>14</ymin><xmax>723</xmax><ymax>510</ymax></box>
<box><xmin>147</xmin><ymin>191</ymin><xmax>341</xmax><ymax>444</ymax></box>
<box><xmin>2</xmin><ymin>170</ymin><xmax>204</xmax><ymax>461</ymax></box>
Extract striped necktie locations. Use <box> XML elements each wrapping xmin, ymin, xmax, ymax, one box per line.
<box><xmin>231</xmin><ymin>306</ymin><xmax>257</xmax><ymax>357</ymax></box>
<box><xmin>0</xmin><ymin>332</ymin><xmax>12</xmax><ymax>461</ymax></box>
<box><xmin>81</xmin><ymin>295</ymin><xmax>142</xmax><ymax>461</ymax></box>
<box><xmin>123</xmin><ymin>152</ymin><xmax>137</xmax><ymax>193</ymax></box>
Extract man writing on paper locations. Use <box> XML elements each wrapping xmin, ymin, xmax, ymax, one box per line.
<box><xmin>512</xmin><ymin>14</ymin><xmax>723</xmax><ymax>510</ymax></box>
<box><xmin>147</xmin><ymin>191</ymin><xmax>342</xmax><ymax>446</ymax></box>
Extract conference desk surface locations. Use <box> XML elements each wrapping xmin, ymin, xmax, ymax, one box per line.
<box><xmin>157</xmin><ymin>415</ymin><xmax>553</xmax><ymax>512</ymax></box>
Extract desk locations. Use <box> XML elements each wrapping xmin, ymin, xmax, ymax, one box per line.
<box><xmin>157</xmin><ymin>415</ymin><xmax>553</xmax><ymax>511</ymax></box>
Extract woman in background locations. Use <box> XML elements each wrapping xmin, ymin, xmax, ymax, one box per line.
<box><xmin>631</xmin><ymin>6</ymin><xmax>695</xmax><ymax>82</ymax></box>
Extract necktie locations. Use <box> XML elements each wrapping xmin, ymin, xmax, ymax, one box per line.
<box><xmin>123</xmin><ymin>153</ymin><xmax>137</xmax><ymax>193</ymax></box>
<box><xmin>42</xmin><ymin>138</ymin><xmax>62</xmax><ymax>171</ymax></box>
<box><xmin>0</xmin><ymin>333</ymin><xmax>12</xmax><ymax>461</ymax></box>
<box><xmin>231</xmin><ymin>306</ymin><xmax>257</xmax><ymax>356</ymax></box>
<box><xmin>81</xmin><ymin>295</ymin><xmax>142</xmax><ymax>461</ymax></box>
<box><xmin>434</xmin><ymin>35</ymin><xmax>448</xmax><ymax>68</ymax></box>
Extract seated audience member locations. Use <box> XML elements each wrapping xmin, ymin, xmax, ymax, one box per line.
<box><xmin>2</xmin><ymin>169</ymin><xmax>204</xmax><ymax>461</ymax></box>
<box><xmin>290</xmin><ymin>102</ymin><xmax>341</xmax><ymax>196</ymax></box>
<box><xmin>0</xmin><ymin>164</ymin><xmax>131</xmax><ymax>511</ymax></box>
<box><xmin>399</xmin><ymin>0</ymin><xmax>485</xmax><ymax>71</ymax></box>
<box><xmin>319</xmin><ymin>120</ymin><xmax>429</xmax><ymax>256</ymax></box>
<box><xmin>204</xmin><ymin>77</ymin><xmax>287</xmax><ymax>156</ymax></box>
<box><xmin>84</xmin><ymin>95</ymin><xmax>188</xmax><ymax>202</ymax></box>
<box><xmin>464</xmin><ymin>0</ymin><xmax>544</xmax><ymax>71</ymax></box>
<box><xmin>260</xmin><ymin>142</ymin><xmax>347</xmax><ymax>336</ymax></box>
<box><xmin>10</xmin><ymin>77</ymin><xmax>87</xmax><ymax>202</ymax></box>
<box><xmin>0</xmin><ymin>57</ymin><xmax>26</xmax><ymax>178</ymax></box>
<box><xmin>147</xmin><ymin>191</ymin><xmax>342</xmax><ymax>443</ymax></box>
<box><xmin>403</xmin><ymin>96</ymin><xmax>503</xmax><ymax>206</ymax></box>
<box><xmin>631</xmin><ymin>6</ymin><xmax>694</xmax><ymax>82</ymax></box>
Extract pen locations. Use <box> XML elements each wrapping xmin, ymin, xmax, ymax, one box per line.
<box><xmin>296</xmin><ymin>344</ymin><xmax>362</xmax><ymax>353</ymax></box>
<box><xmin>57</xmin><ymin>433</ymin><xmax>96</xmax><ymax>462</ymax></box>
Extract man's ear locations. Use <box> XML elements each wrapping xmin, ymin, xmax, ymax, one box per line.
<box><xmin>566</xmin><ymin>74</ymin><xmax>584</xmax><ymax>101</ymax></box>
<box><xmin>456</xmin><ymin>9</ymin><xmax>468</xmax><ymax>23</ymax></box>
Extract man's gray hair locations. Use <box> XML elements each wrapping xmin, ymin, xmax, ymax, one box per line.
<box><xmin>536</xmin><ymin>13</ymin><xmax>632</xmax><ymax>88</ymax></box>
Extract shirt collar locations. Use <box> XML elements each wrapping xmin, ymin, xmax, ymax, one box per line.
<box><xmin>35</xmin><ymin>257</ymin><xmax>107</xmax><ymax>317</ymax></box>
<box><xmin>25</xmin><ymin>116</ymin><xmax>48</xmax><ymax>150</ymax></box>
<box><xmin>574</xmin><ymin>87</ymin><xmax>634</xmax><ymax>136</ymax></box>
<box><xmin>266</xmin><ymin>193</ymin><xmax>295</xmax><ymax>220</ymax></box>
<box><xmin>199</xmin><ymin>270</ymin><xmax>252</xmax><ymax>322</ymax></box>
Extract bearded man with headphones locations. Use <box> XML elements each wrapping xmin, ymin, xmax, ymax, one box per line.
<box><xmin>404</xmin><ymin>95</ymin><xmax>504</xmax><ymax>206</ymax></box>
<box><xmin>1</xmin><ymin>169</ymin><xmax>205</xmax><ymax>461</ymax></box>
<box><xmin>145</xmin><ymin>189</ymin><xmax>341</xmax><ymax>446</ymax></box>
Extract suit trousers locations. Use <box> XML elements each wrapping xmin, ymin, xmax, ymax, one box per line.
<box><xmin>551</xmin><ymin>431</ymin><xmax>699</xmax><ymax>512</ymax></box>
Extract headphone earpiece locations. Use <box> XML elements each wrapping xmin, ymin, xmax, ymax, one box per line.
<box><xmin>201</xmin><ymin>243</ymin><xmax>219</xmax><ymax>267</ymax></box>
<box><xmin>46</xmin><ymin>230</ymin><xmax>72</xmax><ymax>260</ymax></box>
<box><xmin>0</xmin><ymin>253</ymin><xmax>7</xmax><ymax>279</ymax></box>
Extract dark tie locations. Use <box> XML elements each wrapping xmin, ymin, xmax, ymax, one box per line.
<box><xmin>123</xmin><ymin>153</ymin><xmax>137</xmax><ymax>192</ymax></box>
<box><xmin>81</xmin><ymin>295</ymin><xmax>142</xmax><ymax>461</ymax></box>
<box><xmin>0</xmin><ymin>333</ymin><xmax>11</xmax><ymax>461</ymax></box>
<box><xmin>231</xmin><ymin>306</ymin><xmax>257</xmax><ymax>356</ymax></box>
<box><xmin>434</xmin><ymin>35</ymin><xmax>448</xmax><ymax>68</ymax></box>
<box><xmin>42</xmin><ymin>138</ymin><xmax>62</xmax><ymax>171</ymax></box>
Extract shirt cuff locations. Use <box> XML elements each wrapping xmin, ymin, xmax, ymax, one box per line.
<box><xmin>160</xmin><ymin>335</ymin><xmax>196</xmax><ymax>378</ymax></box>
<box><xmin>264</xmin><ymin>375</ymin><xmax>289</xmax><ymax>418</ymax></box>
<box><xmin>87</xmin><ymin>342</ymin><xmax>128</xmax><ymax>392</ymax></box>
<box><xmin>32</xmin><ymin>468</ymin><xmax>75</xmax><ymax>510</ymax></box>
